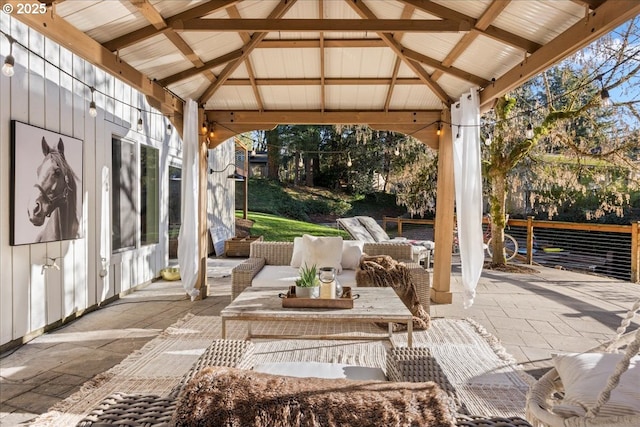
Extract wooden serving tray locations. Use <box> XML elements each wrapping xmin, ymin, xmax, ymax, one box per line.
<box><xmin>281</xmin><ymin>287</ymin><xmax>356</xmax><ymax>309</ymax></box>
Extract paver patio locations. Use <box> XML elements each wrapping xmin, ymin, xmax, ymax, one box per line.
<box><xmin>1</xmin><ymin>257</ymin><xmax>639</xmax><ymax>425</ymax></box>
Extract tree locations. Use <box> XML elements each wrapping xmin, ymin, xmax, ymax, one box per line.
<box><xmin>483</xmin><ymin>18</ymin><xmax>640</xmax><ymax>265</ymax></box>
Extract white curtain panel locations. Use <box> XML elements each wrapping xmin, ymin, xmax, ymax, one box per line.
<box><xmin>178</xmin><ymin>99</ymin><xmax>200</xmax><ymax>300</ymax></box>
<box><xmin>452</xmin><ymin>89</ymin><xmax>484</xmax><ymax>308</ymax></box>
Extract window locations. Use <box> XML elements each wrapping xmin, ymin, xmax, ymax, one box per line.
<box><xmin>112</xmin><ymin>137</ymin><xmax>136</xmax><ymax>251</ymax></box>
<box><xmin>140</xmin><ymin>145</ymin><xmax>159</xmax><ymax>245</ymax></box>
<box><xmin>111</xmin><ymin>138</ymin><xmax>159</xmax><ymax>251</ymax></box>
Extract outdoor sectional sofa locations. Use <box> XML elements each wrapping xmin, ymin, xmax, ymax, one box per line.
<box><xmin>231</xmin><ymin>239</ymin><xmax>431</xmax><ymax>311</ymax></box>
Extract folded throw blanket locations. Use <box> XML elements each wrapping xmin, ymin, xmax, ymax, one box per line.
<box><xmin>356</xmin><ymin>255</ymin><xmax>430</xmax><ymax>331</ymax></box>
<box><xmin>172</xmin><ymin>366</ymin><xmax>455</xmax><ymax>427</ymax></box>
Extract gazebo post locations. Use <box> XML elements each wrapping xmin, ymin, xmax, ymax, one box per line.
<box><xmin>431</xmin><ymin>108</ymin><xmax>454</xmax><ymax>304</ymax></box>
<box><xmin>194</xmin><ymin>108</ymin><xmax>209</xmax><ymax>300</ymax></box>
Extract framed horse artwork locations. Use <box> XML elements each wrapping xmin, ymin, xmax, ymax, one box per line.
<box><xmin>10</xmin><ymin>121</ymin><xmax>84</xmax><ymax>245</ymax></box>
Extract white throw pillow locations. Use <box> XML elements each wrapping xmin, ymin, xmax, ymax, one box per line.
<box><xmin>552</xmin><ymin>352</ymin><xmax>640</xmax><ymax>418</ymax></box>
<box><xmin>341</xmin><ymin>240</ymin><xmax>364</xmax><ymax>270</ymax></box>
<box><xmin>300</xmin><ymin>234</ymin><xmax>343</xmax><ymax>274</ymax></box>
<box><xmin>289</xmin><ymin>237</ymin><xmax>304</xmax><ymax>268</ymax></box>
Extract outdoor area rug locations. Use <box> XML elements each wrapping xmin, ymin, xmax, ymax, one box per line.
<box><xmin>31</xmin><ymin>314</ymin><xmax>533</xmax><ymax>426</ymax></box>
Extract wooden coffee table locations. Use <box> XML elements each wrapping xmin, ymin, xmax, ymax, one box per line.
<box><xmin>221</xmin><ymin>287</ymin><xmax>414</xmax><ymax>347</ymax></box>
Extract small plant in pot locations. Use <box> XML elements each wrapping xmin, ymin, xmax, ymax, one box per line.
<box><xmin>295</xmin><ymin>263</ymin><xmax>320</xmax><ymax>298</ymax></box>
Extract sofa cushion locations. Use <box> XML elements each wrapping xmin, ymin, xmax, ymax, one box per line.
<box><xmin>338</xmin><ymin>217</ymin><xmax>376</xmax><ymax>242</ymax></box>
<box><xmin>252</xmin><ymin>266</ymin><xmax>357</xmax><ymax>289</ymax></box>
<box><xmin>342</xmin><ymin>240</ymin><xmax>365</xmax><ymax>270</ymax></box>
<box><xmin>300</xmin><ymin>234</ymin><xmax>343</xmax><ymax>273</ymax></box>
<box><xmin>357</xmin><ymin>216</ymin><xmax>391</xmax><ymax>242</ymax></box>
<box><xmin>254</xmin><ymin>361</ymin><xmax>386</xmax><ymax>381</ymax></box>
<box><xmin>289</xmin><ymin>237</ymin><xmax>304</xmax><ymax>268</ymax></box>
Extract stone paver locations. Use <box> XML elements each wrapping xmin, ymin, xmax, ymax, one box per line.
<box><xmin>1</xmin><ymin>257</ymin><xmax>639</xmax><ymax>424</ymax></box>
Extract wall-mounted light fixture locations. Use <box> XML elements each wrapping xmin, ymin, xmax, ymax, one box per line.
<box><xmin>209</xmin><ymin>162</ymin><xmax>245</xmax><ymax>182</ymax></box>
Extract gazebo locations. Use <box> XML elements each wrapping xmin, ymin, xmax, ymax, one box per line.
<box><xmin>7</xmin><ymin>0</ymin><xmax>639</xmax><ymax>305</ymax></box>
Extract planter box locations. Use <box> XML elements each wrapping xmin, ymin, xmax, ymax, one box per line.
<box><xmin>225</xmin><ymin>235</ymin><xmax>264</xmax><ymax>257</ymax></box>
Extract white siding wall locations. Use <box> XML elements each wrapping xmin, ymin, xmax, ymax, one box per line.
<box><xmin>0</xmin><ymin>18</ymin><xmax>234</xmax><ymax>347</ymax></box>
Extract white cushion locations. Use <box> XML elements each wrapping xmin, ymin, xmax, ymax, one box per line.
<box><xmin>300</xmin><ymin>234</ymin><xmax>343</xmax><ymax>274</ymax></box>
<box><xmin>552</xmin><ymin>352</ymin><xmax>640</xmax><ymax>418</ymax></box>
<box><xmin>341</xmin><ymin>240</ymin><xmax>364</xmax><ymax>270</ymax></box>
<box><xmin>289</xmin><ymin>237</ymin><xmax>304</xmax><ymax>268</ymax></box>
<box><xmin>252</xmin><ymin>266</ymin><xmax>357</xmax><ymax>289</ymax></box>
<box><xmin>337</xmin><ymin>269</ymin><xmax>356</xmax><ymax>287</ymax></box>
<box><xmin>357</xmin><ymin>216</ymin><xmax>390</xmax><ymax>242</ymax></box>
<box><xmin>253</xmin><ymin>361</ymin><xmax>387</xmax><ymax>381</ymax></box>
<box><xmin>252</xmin><ymin>266</ymin><xmax>300</xmax><ymax>288</ymax></box>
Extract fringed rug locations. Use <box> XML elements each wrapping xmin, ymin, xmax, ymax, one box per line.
<box><xmin>30</xmin><ymin>315</ymin><xmax>533</xmax><ymax>426</ymax></box>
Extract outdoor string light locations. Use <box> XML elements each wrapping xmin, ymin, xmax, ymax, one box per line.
<box><xmin>208</xmin><ymin>123</ymin><xmax>215</xmax><ymax>138</ymax></box>
<box><xmin>598</xmin><ymin>75</ymin><xmax>612</xmax><ymax>107</ymax></box>
<box><xmin>166</xmin><ymin>117</ymin><xmax>172</xmax><ymax>136</ymax></box>
<box><xmin>298</xmin><ymin>153</ymin><xmax>304</xmax><ymax>168</ymax></box>
<box><xmin>347</xmin><ymin>153</ymin><xmax>352</xmax><ymax>167</ymax></box>
<box><xmin>137</xmin><ymin>109</ymin><xmax>143</xmax><ymax>131</ymax></box>
<box><xmin>525</xmin><ymin>123</ymin><xmax>534</xmax><ymax>139</ymax></box>
<box><xmin>88</xmin><ymin>87</ymin><xmax>97</xmax><ymax>118</ymax></box>
<box><xmin>2</xmin><ymin>34</ymin><xmax>15</xmax><ymax>77</ymax></box>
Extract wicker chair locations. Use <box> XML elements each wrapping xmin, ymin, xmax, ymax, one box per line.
<box><xmin>231</xmin><ymin>240</ymin><xmax>431</xmax><ymax>311</ymax></box>
<box><xmin>525</xmin><ymin>299</ymin><xmax>640</xmax><ymax>427</ymax></box>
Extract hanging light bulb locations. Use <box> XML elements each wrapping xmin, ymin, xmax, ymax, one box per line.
<box><xmin>2</xmin><ymin>36</ymin><xmax>15</xmax><ymax>77</ymax></box>
<box><xmin>298</xmin><ymin>154</ymin><xmax>304</xmax><ymax>168</ymax></box>
<box><xmin>525</xmin><ymin>123</ymin><xmax>534</xmax><ymax>139</ymax></box>
<box><xmin>394</xmin><ymin>146</ymin><xmax>400</xmax><ymax>156</ymax></box>
<box><xmin>208</xmin><ymin>123</ymin><xmax>215</xmax><ymax>138</ymax></box>
<box><xmin>88</xmin><ymin>87</ymin><xmax>97</xmax><ymax>117</ymax></box>
<box><xmin>484</xmin><ymin>135</ymin><xmax>492</xmax><ymax>146</ymax></box>
<box><xmin>166</xmin><ymin>123</ymin><xmax>172</xmax><ymax>136</ymax></box>
<box><xmin>436</xmin><ymin>122</ymin><xmax>441</xmax><ymax>136</ymax></box>
<box><xmin>600</xmin><ymin>88</ymin><xmax>612</xmax><ymax>107</ymax></box>
<box><xmin>598</xmin><ymin>74</ymin><xmax>612</xmax><ymax>107</ymax></box>
<box><xmin>251</xmin><ymin>148</ymin><xmax>256</xmax><ymax>156</ymax></box>
<box><xmin>347</xmin><ymin>153</ymin><xmax>352</xmax><ymax>167</ymax></box>
<box><xmin>201</xmin><ymin>120</ymin><xmax>208</xmax><ymax>135</ymax></box>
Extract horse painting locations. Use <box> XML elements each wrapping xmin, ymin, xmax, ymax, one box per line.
<box><xmin>27</xmin><ymin>137</ymin><xmax>80</xmax><ymax>242</ymax></box>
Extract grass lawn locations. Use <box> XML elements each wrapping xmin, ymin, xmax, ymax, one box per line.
<box><xmin>237</xmin><ymin>211</ymin><xmax>349</xmax><ymax>241</ymax></box>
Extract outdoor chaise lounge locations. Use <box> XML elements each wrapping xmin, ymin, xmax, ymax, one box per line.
<box><xmin>230</xmin><ymin>238</ymin><xmax>431</xmax><ymax>309</ymax></box>
<box><xmin>337</xmin><ymin>216</ymin><xmax>435</xmax><ymax>268</ymax></box>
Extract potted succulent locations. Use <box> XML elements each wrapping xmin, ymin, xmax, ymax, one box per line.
<box><xmin>295</xmin><ymin>263</ymin><xmax>320</xmax><ymax>298</ymax></box>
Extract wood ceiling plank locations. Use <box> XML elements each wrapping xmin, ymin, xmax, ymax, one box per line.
<box><xmin>197</xmin><ymin>0</ymin><xmax>298</xmax><ymax>104</ymax></box>
<box><xmin>385</xmin><ymin>4</ymin><xmax>415</xmax><ymax>112</ymax></box>
<box><xmin>130</xmin><ymin>0</ymin><xmax>166</xmax><ymax>30</ymax></box>
<box><xmin>399</xmin><ymin>0</ymin><xmax>541</xmax><ymax>53</ymax></box>
<box><xmin>8</xmin><ymin>1</ymin><xmax>182</xmax><ymax>118</ymax></box>
<box><xmin>480</xmin><ymin>0</ymin><xmax>640</xmax><ymax>111</ymax></box>
<box><xmin>259</xmin><ymin>39</ymin><xmax>389</xmax><ymax>48</ymax></box>
<box><xmin>227</xmin><ymin>4</ymin><xmax>263</xmax><ymax>111</ymax></box>
<box><xmin>403</xmin><ymin>47</ymin><xmax>489</xmax><ymax>87</ymax></box>
<box><xmin>224</xmin><ymin>78</ymin><xmax>424</xmax><ymax>85</ymax></box>
<box><xmin>431</xmin><ymin>0</ymin><xmax>510</xmax><ymax>82</ymax></box>
<box><xmin>208</xmin><ymin>110</ymin><xmax>441</xmax><ymax>125</ymax></box>
<box><xmin>319</xmin><ymin>0</ymin><xmax>326</xmax><ymax>112</ymax></box>
<box><xmin>346</xmin><ymin>0</ymin><xmax>452</xmax><ymax>104</ymax></box>
<box><xmin>159</xmin><ymin>49</ymin><xmax>244</xmax><ymax>86</ymax></box>
<box><xmin>103</xmin><ymin>0</ymin><xmax>240</xmax><ymax>51</ymax></box>
<box><xmin>175</xmin><ymin>18</ymin><xmax>466</xmax><ymax>32</ymax></box>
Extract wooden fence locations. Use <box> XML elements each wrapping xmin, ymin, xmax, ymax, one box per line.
<box><xmin>382</xmin><ymin>216</ymin><xmax>640</xmax><ymax>283</ymax></box>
